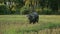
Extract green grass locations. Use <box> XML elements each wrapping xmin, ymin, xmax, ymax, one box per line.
<box><xmin>0</xmin><ymin>15</ymin><xmax>60</xmax><ymax>34</ymax></box>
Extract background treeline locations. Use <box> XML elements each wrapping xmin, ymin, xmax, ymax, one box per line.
<box><xmin>0</xmin><ymin>0</ymin><xmax>60</xmax><ymax>15</ymax></box>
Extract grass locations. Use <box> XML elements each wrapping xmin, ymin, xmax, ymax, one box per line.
<box><xmin>0</xmin><ymin>15</ymin><xmax>60</xmax><ymax>34</ymax></box>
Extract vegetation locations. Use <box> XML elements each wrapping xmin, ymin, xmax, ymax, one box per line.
<box><xmin>0</xmin><ymin>0</ymin><xmax>60</xmax><ymax>34</ymax></box>
<box><xmin>0</xmin><ymin>15</ymin><xmax>60</xmax><ymax>34</ymax></box>
<box><xmin>0</xmin><ymin>0</ymin><xmax>60</xmax><ymax>15</ymax></box>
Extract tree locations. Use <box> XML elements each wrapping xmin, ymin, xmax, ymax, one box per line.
<box><xmin>48</xmin><ymin>0</ymin><xmax>58</xmax><ymax>14</ymax></box>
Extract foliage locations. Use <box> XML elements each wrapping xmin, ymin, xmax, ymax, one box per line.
<box><xmin>0</xmin><ymin>0</ymin><xmax>60</xmax><ymax>15</ymax></box>
<box><xmin>0</xmin><ymin>5</ymin><xmax>9</xmax><ymax>14</ymax></box>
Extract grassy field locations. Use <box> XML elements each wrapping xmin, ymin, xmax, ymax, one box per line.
<box><xmin>0</xmin><ymin>15</ymin><xmax>60</xmax><ymax>34</ymax></box>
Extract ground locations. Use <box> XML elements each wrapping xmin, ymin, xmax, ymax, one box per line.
<box><xmin>0</xmin><ymin>15</ymin><xmax>60</xmax><ymax>34</ymax></box>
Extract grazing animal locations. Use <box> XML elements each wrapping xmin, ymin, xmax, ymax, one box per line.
<box><xmin>27</xmin><ymin>11</ymin><xmax>39</xmax><ymax>24</ymax></box>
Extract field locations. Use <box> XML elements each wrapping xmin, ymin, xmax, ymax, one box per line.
<box><xmin>0</xmin><ymin>15</ymin><xmax>60</xmax><ymax>34</ymax></box>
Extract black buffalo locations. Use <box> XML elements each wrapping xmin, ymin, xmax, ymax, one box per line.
<box><xmin>27</xmin><ymin>12</ymin><xmax>39</xmax><ymax>24</ymax></box>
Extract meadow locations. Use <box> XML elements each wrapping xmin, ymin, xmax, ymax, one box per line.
<box><xmin>0</xmin><ymin>15</ymin><xmax>60</xmax><ymax>34</ymax></box>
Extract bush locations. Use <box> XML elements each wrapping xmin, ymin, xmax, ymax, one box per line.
<box><xmin>0</xmin><ymin>5</ymin><xmax>7</xmax><ymax>15</ymax></box>
<box><xmin>0</xmin><ymin>5</ymin><xmax>12</xmax><ymax>15</ymax></box>
<box><xmin>20</xmin><ymin>6</ymin><xmax>31</xmax><ymax>15</ymax></box>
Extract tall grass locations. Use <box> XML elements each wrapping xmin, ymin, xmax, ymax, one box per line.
<box><xmin>0</xmin><ymin>15</ymin><xmax>60</xmax><ymax>34</ymax></box>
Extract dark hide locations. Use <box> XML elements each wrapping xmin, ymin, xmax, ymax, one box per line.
<box><xmin>27</xmin><ymin>12</ymin><xmax>39</xmax><ymax>24</ymax></box>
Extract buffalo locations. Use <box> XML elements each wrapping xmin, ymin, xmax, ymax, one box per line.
<box><xmin>27</xmin><ymin>11</ymin><xmax>39</xmax><ymax>24</ymax></box>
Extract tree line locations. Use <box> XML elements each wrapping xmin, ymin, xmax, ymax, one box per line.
<box><xmin>0</xmin><ymin>0</ymin><xmax>60</xmax><ymax>15</ymax></box>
